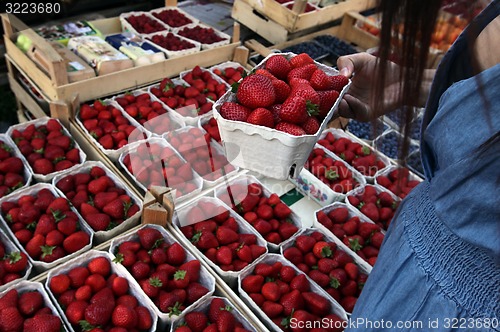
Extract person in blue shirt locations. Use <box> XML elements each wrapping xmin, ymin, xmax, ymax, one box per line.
<box><xmin>336</xmin><ymin>0</ymin><xmax>499</xmax><ymax>330</ymax></box>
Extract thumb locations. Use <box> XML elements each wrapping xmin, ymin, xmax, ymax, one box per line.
<box><xmin>337</xmin><ymin>56</ymin><xmax>355</xmax><ymax>77</ymax></box>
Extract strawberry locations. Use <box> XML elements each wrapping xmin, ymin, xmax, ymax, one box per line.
<box><xmin>184</xmin><ymin>312</ymin><xmax>208</xmax><ymax>330</ymax></box>
<box><xmin>310</xmin><ymin>69</ymin><xmax>335</xmax><ymax>90</ymax></box>
<box><xmin>0</xmin><ymin>289</ymin><xmax>18</xmax><ymax>310</ymax></box>
<box><xmin>186</xmin><ymin>282</ymin><xmax>209</xmax><ymax>304</ymax></box>
<box><xmin>88</xmin><ymin>177</ymin><xmax>109</xmax><ymax>194</ymax></box>
<box><xmin>220</xmin><ymin>102</ymin><xmax>251</xmax><ymax>122</ymax></box>
<box><xmin>330</xmin><ymin>75</ymin><xmax>349</xmax><ymax>92</ymax></box>
<box><xmin>88</xmin><ymin>256</ymin><xmax>111</xmax><ymax>276</ymax></box>
<box><xmin>25</xmin><ymin>234</ymin><xmax>45</xmax><ymax>259</ymax></box>
<box><xmin>63</xmin><ymin>231</ymin><xmax>90</xmax><ymax>253</ymax></box>
<box><xmin>317</xmin><ymin>90</ymin><xmax>340</xmax><ymax>118</ymax></box>
<box><xmin>3</xmin><ymin>252</ymin><xmax>28</xmax><ymax>273</ymax></box>
<box><xmin>275</xmin><ymin>122</ymin><xmax>306</xmax><ymax>136</ymax></box>
<box><xmin>23</xmin><ymin>314</ymin><xmax>62</xmax><ymax>332</ymax></box>
<box><xmin>265</xmin><ymin>55</ymin><xmax>292</xmax><ymax>80</ymax></box>
<box><xmin>111</xmin><ymin>304</ymin><xmax>137</xmax><ymax>329</ymax></box>
<box><xmin>302</xmin><ymin>292</ymin><xmax>330</xmax><ymax>316</ymax></box>
<box><xmin>0</xmin><ymin>157</ymin><xmax>24</xmax><ymax>174</ymax></box>
<box><xmin>280</xmin><ymin>289</ymin><xmax>305</xmax><ymax>316</ymax></box>
<box><xmin>102</xmin><ymin>199</ymin><xmax>126</xmax><ymax>219</ymax></box>
<box><xmin>370</xmin><ymin>231</ymin><xmax>385</xmax><ymax>249</ymax></box>
<box><xmin>247</xmin><ymin>108</ymin><xmax>275</xmax><ymax>128</ymax></box>
<box><xmin>18</xmin><ymin>291</ymin><xmax>43</xmax><ymax>316</ymax></box>
<box><xmin>290</xmin><ymin>274</ymin><xmax>309</xmax><ymax>292</ymax></box>
<box><xmin>85</xmin><ymin>213</ymin><xmax>111</xmax><ymax>231</ymax></box>
<box><xmin>290</xmin><ymin>53</ymin><xmax>314</xmax><ymax>68</ymax></box>
<box><xmin>0</xmin><ymin>306</ymin><xmax>23</xmax><ymax>331</ymax></box>
<box><xmin>236</xmin><ymin>74</ymin><xmax>276</xmax><ymax>109</ymax></box>
<box><xmin>279</xmin><ymin>96</ymin><xmax>309</xmax><ymax>124</ymax></box>
<box><xmin>216</xmin><ymin>310</ymin><xmax>236</xmax><ymax>332</ymax></box>
<box><xmin>302</xmin><ymin>116</ymin><xmax>320</xmax><ymax>134</ymax></box>
<box><xmin>49</xmin><ymin>274</ymin><xmax>71</xmax><ymax>294</ymax></box>
<box><xmin>135</xmin><ymin>306</ymin><xmax>153</xmax><ymax>330</ymax></box>
<box><xmin>65</xmin><ymin>300</ymin><xmax>88</xmax><ymax>324</ymax></box>
<box><xmin>215</xmin><ymin>226</ymin><xmax>239</xmax><ymax>245</ymax></box>
<box><xmin>261</xmin><ymin>301</ymin><xmax>283</xmax><ymax>318</ymax></box>
<box><xmin>360</xmin><ymin>202</ymin><xmax>380</xmax><ymax>222</ymax></box>
<box><xmin>33</xmin><ymin>158</ymin><xmax>54</xmax><ymax>175</ymax></box>
<box><xmin>137</xmin><ymin>227</ymin><xmax>163</xmax><ymax>250</ymax></box>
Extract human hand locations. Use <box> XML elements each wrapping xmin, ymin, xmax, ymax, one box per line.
<box><xmin>337</xmin><ymin>53</ymin><xmax>402</xmax><ymax>121</ymax></box>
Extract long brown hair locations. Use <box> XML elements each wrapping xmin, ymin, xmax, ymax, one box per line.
<box><xmin>374</xmin><ymin>0</ymin><xmax>444</xmax><ymax>164</ymax></box>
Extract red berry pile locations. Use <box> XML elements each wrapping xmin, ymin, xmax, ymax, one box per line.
<box><xmin>218</xmin><ymin>181</ymin><xmax>300</xmax><ymax>245</ymax></box>
<box><xmin>0</xmin><ymin>241</ymin><xmax>29</xmax><ymax>285</ymax></box>
<box><xmin>316</xmin><ymin>206</ymin><xmax>385</xmax><ymax>266</ymax></box>
<box><xmin>125</xmin><ymin>13</ymin><xmax>167</xmax><ymax>34</ymax></box>
<box><xmin>55</xmin><ymin>165</ymin><xmax>140</xmax><ymax>232</ymax></box>
<box><xmin>283</xmin><ymin>230</ymin><xmax>368</xmax><ymax>312</ymax></box>
<box><xmin>177</xmin><ymin>25</ymin><xmax>227</xmax><ymax>45</ymax></box>
<box><xmin>151</xmin><ymin>8</ymin><xmax>194</xmax><ymax>28</ymax></box>
<box><xmin>0</xmin><ymin>187</ymin><xmax>90</xmax><ymax>263</ymax></box>
<box><xmin>79</xmin><ymin>100</ymin><xmax>146</xmax><ymax>151</ymax></box>
<box><xmin>347</xmin><ymin>185</ymin><xmax>400</xmax><ymax>230</ymax></box>
<box><xmin>147</xmin><ymin>32</ymin><xmax>197</xmax><ymax>52</ymax></box>
<box><xmin>122</xmin><ymin>140</ymin><xmax>199</xmax><ymax>198</ymax></box>
<box><xmin>150</xmin><ymin>77</ymin><xmax>212</xmax><ymax>118</ymax></box>
<box><xmin>212</xmin><ymin>65</ymin><xmax>245</xmax><ymax>85</ymax></box>
<box><xmin>174</xmin><ymin>297</ymin><xmax>252</xmax><ymax>332</ymax></box>
<box><xmin>10</xmin><ymin>119</ymin><xmax>83</xmax><ymax>176</ymax></box>
<box><xmin>318</xmin><ymin>131</ymin><xmax>388</xmax><ymax>177</ymax></box>
<box><xmin>181</xmin><ymin>66</ymin><xmax>228</xmax><ymax>102</ymax></box>
<box><xmin>202</xmin><ymin>117</ymin><xmax>222</xmax><ymax>143</ymax></box>
<box><xmin>241</xmin><ymin>258</ymin><xmax>345</xmax><ymax>331</ymax></box>
<box><xmin>166</xmin><ymin>127</ymin><xmax>236</xmax><ymax>182</ymax></box>
<box><xmin>0</xmin><ymin>288</ymin><xmax>63</xmax><ymax>332</ymax></box>
<box><xmin>376</xmin><ymin>167</ymin><xmax>421</xmax><ymax>198</ymax></box>
<box><xmin>49</xmin><ymin>255</ymin><xmax>154</xmax><ymax>331</ymax></box>
<box><xmin>219</xmin><ymin>53</ymin><xmax>347</xmax><ymax>136</ymax></box>
<box><xmin>114</xmin><ymin>226</ymin><xmax>210</xmax><ymax>316</ymax></box>
<box><xmin>180</xmin><ymin>200</ymin><xmax>267</xmax><ymax>272</ymax></box>
<box><xmin>115</xmin><ymin>92</ymin><xmax>181</xmax><ymax>135</ymax></box>
<box><xmin>285</xmin><ymin>2</ymin><xmax>317</xmax><ymax>12</ymax></box>
<box><xmin>305</xmin><ymin>147</ymin><xmax>361</xmax><ymax>194</ymax></box>
<box><xmin>0</xmin><ymin>140</ymin><xmax>27</xmax><ymax>198</ymax></box>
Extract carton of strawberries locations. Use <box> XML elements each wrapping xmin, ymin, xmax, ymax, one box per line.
<box><xmin>0</xmin><ymin>232</ymin><xmax>33</xmax><ymax>291</ymax></box>
<box><xmin>213</xmin><ymin>52</ymin><xmax>351</xmax><ymax>180</ymax></box>
<box><xmin>0</xmin><ymin>134</ymin><xmax>32</xmax><ymax>199</ymax></box>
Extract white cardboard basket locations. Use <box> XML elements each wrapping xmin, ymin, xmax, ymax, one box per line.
<box><xmin>213</xmin><ymin>53</ymin><xmax>351</xmax><ymax>180</ymax></box>
<box><xmin>108</xmin><ymin>224</ymin><xmax>216</xmax><ymax>327</ymax></box>
<box><xmin>51</xmin><ymin>160</ymin><xmax>143</xmax><ymax>243</ymax></box>
<box><xmin>145</xmin><ymin>31</ymin><xmax>201</xmax><ymax>58</ymax></box>
<box><xmin>45</xmin><ymin>250</ymin><xmax>158</xmax><ymax>332</ymax></box>
<box><xmin>120</xmin><ymin>11</ymin><xmax>169</xmax><ymax>36</ymax></box>
<box><xmin>374</xmin><ymin>164</ymin><xmax>423</xmax><ymax>199</ymax></box>
<box><xmin>148</xmin><ymin>7</ymin><xmax>199</xmax><ymax>30</ymax></box>
<box><xmin>6</xmin><ymin>117</ymin><xmax>87</xmax><ymax>182</ymax></box>
<box><xmin>172</xmin><ymin>23</ymin><xmax>231</xmax><ymax>50</ymax></box>
<box><xmin>0</xmin><ymin>183</ymin><xmax>93</xmax><ymax>273</ymax></box>
<box><xmin>0</xmin><ymin>133</ymin><xmax>33</xmax><ymax>199</ymax></box>
<box><xmin>0</xmin><ymin>232</ymin><xmax>33</xmax><ymax>293</ymax></box>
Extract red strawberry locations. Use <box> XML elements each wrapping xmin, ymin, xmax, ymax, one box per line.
<box><xmin>185</xmin><ymin>312</ymin><xmax>208</xmax><ymax>330</ymax></box>
<box><xmin>247</xmin><ymin>108</ymin><xmax>274</xmax><ymax>128</ymax></box>
<box><xmin>279</xmin><ymin>96</ymin><xmax>308</xmax><ymax>124</ymax></box>
<box><xmin>310</xmin><ymin>69</ymin><xmax>335</xmax><ymax>90</ymax></box>
<box><xmin>302</xmin><ymin>116</ymin><xmax>320</xmax><ymax>134</ymax></box>
<box><xmin>85</xmin><ymin>213</ymin><xmax>111</xmax><ymax>231</ymax></box>
<box><xmin>102</xmin><ymin>199</ymin><xmax>126</xmax><ymax>219</ymax></box>
<box><xmin>275</xmin><ymin>122</ymin><xmax>306</xmax><ymax>136</ymax></box>
<box><xmin>370</xmin><ymin>232</ymin><xmax>385</xmax><ymax>249</ymax></box>
<box><xmin>220</xmin><ymin>102</ymin><xmax>251</xmax><ymax>122</ymax></box>
<box><xmin>280</xmin><ymin>289</ymin><xmax>305</xmax><ymax>316</ymax></box>
<box><xmin>63</xmin><ymin>231</ymin><xmax>90</xmax><ymax>253</ymax></box>
<box><xmin>65</xmin><ymin>300</ymin><xmax>88</xmax><ymax>325</ymax></box>
<box><xmin>0</xmin><ymin>306</ymin><xmax>23</xmax><ymax>331</ymax></box>
<box><xmin>49</xmin><ymin>274</ymin><xmax>71</xmax><ymax>294</ymax></box>
<box><xmin>137</xmin><ymin>227</ymin><xmax>163</xmax><ymax>250</ymax></box>
<box><xmin>236</xmin><ymin>74</ymin><xmax>276</xmax><ymax>109</ymax></box>
<box><xmin>216</xmin><ymin>226</ymin><xmax>239</xmax><ymax>245</ymax></box>
<box><xmin>3</xmin><ymin>252</ymin><xmax>28</xmax><ymax>273</ymax></box>
<box><xmin>32</xmin><ymin>158</ymin><xmax>54</xmax><ymax>175</ymax></box>
<box><xmin>23</xmin><ymin>314</ymin><xmax>62</xmax><ymax>332</ymax></box>
<box><xmin>302</xmin><ymin>292</ymin><xmax>330</xmax><ymax>316</ymax></box>
<box><xmin>265</xmin><ymin>55</ymin><xmax>292</xmax><ymax>79</ymax></box>
<box><xmin>25</xmin><ymin>234</ymin><xmax>45</xmax><ymax>258</ymax></box>
<box><xmin>241</xmin><ymin>274</ymin><xmax>264</xmax><ymax>293</ymax></box>
<box><xmin>18</xmin><ymin>291</ymin><xmax>43</xmax><ymax>316</ymax></box>
<box><xmin>290</xmin><ymin>53</ymin><xmax>314</xmax><ymax>68</ymax></box>
<box><xmin>0</xmin><ymin>157</ymin><xmax>23</xmax><ymax>174</ymax></box>
<box><xmin>330</xmin><ymin>75</ymin><xmax>349</xmax><ymax>92</ymax></box>
<box><xmin>166</xmin><ymin>242</ymin><xmax>186</xmax><ymax>266</ymax></box>
<box><xmin>317</xmin><ymin>90</ymin><xmax>340</xmax><ymax>118</ymax></box>
<box><xmin>216</xmin><ymin>310</ymin><xmax>236</xmax><ymax>332</ymax></box>
<box><xmin>112</xmin><ymin>304</ymin><xmax>137</xmax><ymax>329</ymax></box>
<box><xmin>88</xmin><ymin>256</ymin><xmax>111</xmax><ymax>276</ymax></box>
<box><xmin>360</xmin><ymin>202</ymin><xmax>380</xmax><ymax>222</ymax></box>
<box><xmin>290</xmin><ymin>274</ymin><xmax>309</xmax><ymax>292</ymax></box>
<box><xmin>186</xmin><ymin>282</ymin><xmax>209</xmax><ymax>304</ymax></box>
<box><xmin>261</xmin><ymin>301</ymin><xmax>283</xmax><ymax>318</ymax></box>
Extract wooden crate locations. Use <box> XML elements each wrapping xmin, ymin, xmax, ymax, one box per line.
<box><xmin>232</xmin><ymin>0</ymin><xmax>375</xmax><ymax>44</ymax></box>
<box><xmin>1</xmin><ymin>6</ymin><xmax>241</xmax><ymax>105</ymax></box>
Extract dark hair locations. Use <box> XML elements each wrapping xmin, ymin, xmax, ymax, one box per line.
<box><xmin>374</xmin><ymin>0</ymin><xmax>444</xmax><ymax>164</ymax></box>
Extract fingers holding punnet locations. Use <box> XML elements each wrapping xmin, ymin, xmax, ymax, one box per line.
<box><xmin>337</xmin><ymin>53</ymin><xmax>376</xmax><ymax>78</ymax></box>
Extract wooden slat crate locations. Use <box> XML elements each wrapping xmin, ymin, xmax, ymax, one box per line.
<box><xmin>1</xmin><ymin>3</ymin><xmax>241</xmax><ymax>106</ymax></box>
<box><xmin>232</xmin><ymin>0</ymin><xmax>375</xmax><ymax>44</ymax></box>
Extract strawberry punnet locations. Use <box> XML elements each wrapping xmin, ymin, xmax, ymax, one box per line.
<box><xmin>0</xmin><ymin>139</ymin><xmax>28</xmax><ymax>198</ymax></box>
<box><xmin>283</xmin><ymin>230</ymin><xmax>369</xmax><ymax>313</ymax></box>
<box><xmin>212</xmin><ymin>64</ymin><xmax>246</xmax><ymax>85</ymax></box>
<box><xmin>179</xmin><ymin>199</ymin><xmax>267</xmax><ymax>272</ymax></box>
<box><xmin>376</xmin><ymin>166</ymin><xmax>421</xmax><ymax>198</ymax></box>
<box><xmin>9</xmin><ymin>119</ymin><xmax>83</xmax><ymax>176</ymax></box>
<box><xmin>48</xmin><ymin>255</ymin><xmax>154</xmax><ymax>331</ymax></box>
<box><xmin>0</xmin><ymin>288</ymin><xmax>63</xmax><ymax>332</ymax></box>
<box><xmin>125</xmin><ymin>13</ymin><xmax>166</xmax><ymax>34</ymax></box>
<box><xmin>0</xmin><ymin>186</ymin><xmax>91</xmax><ymax>263</ymax></box>
<box><xmin>219</xmin><ymin>53</ymin><xmax>347</xmax><ymax>136</ymax></box>
<box><xmin>55</xmin><ymin>165</ymin><xmax>140</xmax><ymax>233</ymax></box>
<box><xmin>0</xmin><ymin>237</ymin><xmax>29</xmax><ymax>286</ymax></box>
<box><xmin>217</xmin><ymin>181</ymin><xmax>300</xmax><ymax>245</ymax></box>
<box><xmin>240</xmin><ymin>256</ymin><xmax>346</xmax><ymax>331</ymax></box>
<box><xmin>114</xmin><ymin>225</ymin><xmax>211</xmax><ymax>317</ymax></box>
<box><xmin>151</xmin><ymin>8</ymin><xmax>193</xmax><ymax>28</ymax></box>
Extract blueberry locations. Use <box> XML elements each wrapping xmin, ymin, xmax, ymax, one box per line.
<box><xmin>313</xmin><ymin>35</ymin><xmax>358</xmax><ymax>57</ymax></box>
<box><xmin>375</xmin><ymin>131</ymin><xmax>417</xmax><ymax>159</ymax></box>
<box><xmin>408</xmin><ymin>116</ymin><xmax>422</xmax><ymax>141</ymax></box>
<box><xmin>347</xmin><ymin>120</ymin><xmax>388</xmax><ymax>140</ymax></box>
<box><xmin>406</xmin><ymin>150</ymin><xmax>424</xmax><ymax>177</ymax></box>
<box><xmin>281</xmin><ymin>41</ymin><xmax>329</xmax><ymax>60</ymax></box>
